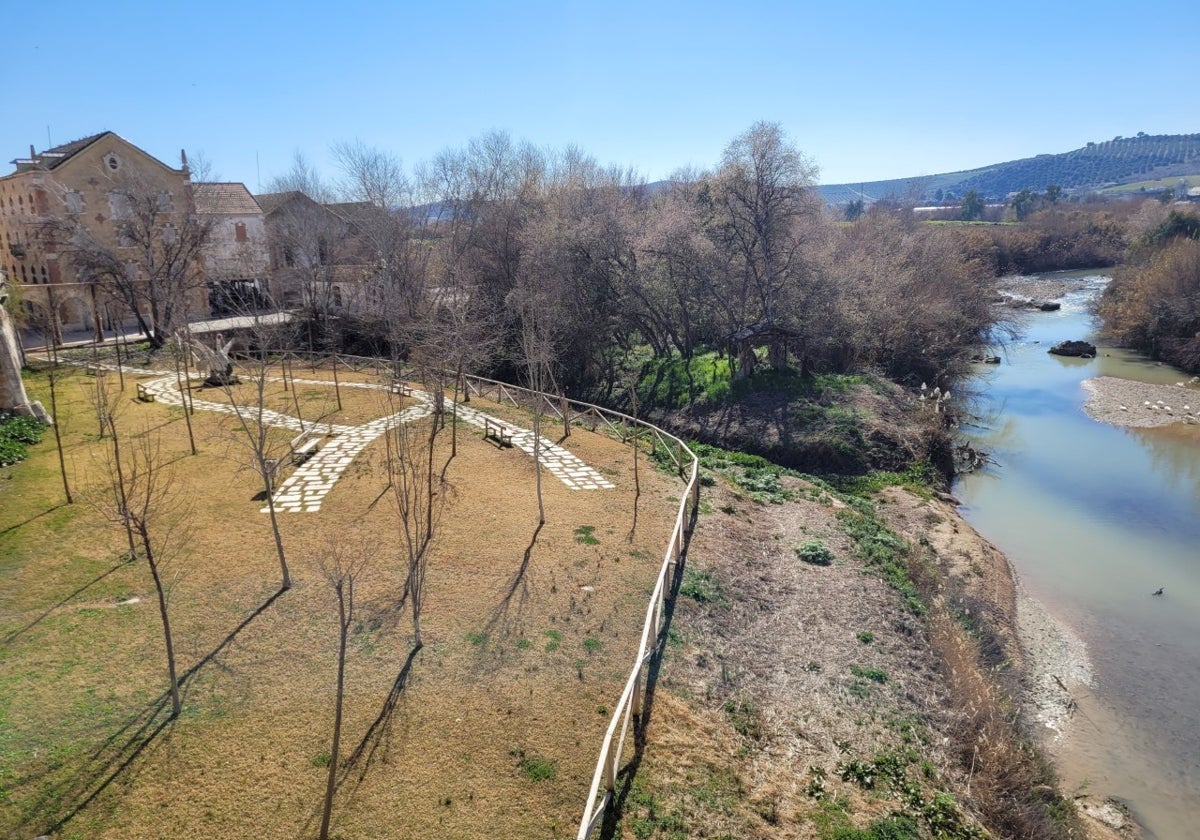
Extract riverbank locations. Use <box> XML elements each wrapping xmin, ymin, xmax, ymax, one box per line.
<box><xmin>1082</xmin><ymin>375</ymin><xmax>1200</xmax><ymax>427</ymax></box>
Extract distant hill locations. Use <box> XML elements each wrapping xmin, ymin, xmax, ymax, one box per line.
<box><xmin>820</xmin><ymin>132</ymin><xmax>1200</xmax><ymax>205</ymax></box>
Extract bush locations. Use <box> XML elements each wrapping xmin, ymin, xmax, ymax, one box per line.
<box><xmin>795</xmin><ymin>540</ymin><xmax>834</xmax><ymax>566</ymax></box>
<box><xmin>0</xmin><ymin>412</ymin><xmax>46</xmax><ymax>467</ymax></box>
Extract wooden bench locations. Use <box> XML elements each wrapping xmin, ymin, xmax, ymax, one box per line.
<box><xmin>390</xmin><ymin>381</ymin><xmax>413</xmax><ymax>397</ymax></box>
<box><xmin>289</xmin><ymin>429</ymin><xmax>323</xmax><ymax>465</ymax></box>
<box><xmin>484</xmin><ymin>417</ymin><xmax>513</xmax><ymax>448</ymax></box>
<box><xmin>136</xmin><ymin>382</ymin><xmax>155</xmax><ymax>402</ymax></box>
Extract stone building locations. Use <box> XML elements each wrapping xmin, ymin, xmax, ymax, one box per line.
<box><xmin>0</xmin><ymin>132</ymin><xmax>205</xmax><ymax>342</ymax></box>
<box><xmin>192</xmin><ymin>182</ymin><xmax>271</xmax><ymax>314</ymax></box>
<box><xmin>255</xmin><ymin>191</ymin><xmax>374</xmax><ymax>313</ymax></box>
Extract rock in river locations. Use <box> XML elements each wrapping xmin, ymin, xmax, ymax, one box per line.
<box><xmin>1048</xmin><ymin>340</ymin><xmax>1096</xmax><ymax>358</ymax></box>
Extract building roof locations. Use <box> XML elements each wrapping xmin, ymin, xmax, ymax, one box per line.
<box><xmin>254</xmin><ymin>191</ymin><xmax>314</xmax><ymax>215</ymax></box>
<box><xmin>193</xmin><ymin>182</ymin><xmax>262</xmax><ymax>215</ymax></box>
<box><xmin>10</xmin><ymin>132</ymin><xmax>112</xmax><ymax>171</ymax></box>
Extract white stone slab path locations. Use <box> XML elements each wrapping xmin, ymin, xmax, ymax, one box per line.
<box><xmin>133</xmin><ymin>372</ymin><xmax>614</xmax><ymax>513</ymax></box>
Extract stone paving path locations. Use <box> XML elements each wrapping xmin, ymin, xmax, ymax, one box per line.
<box><xmin>134</xmin><ymin>372</ymin><xmax>614</xmax><ymax>513</ymax></box>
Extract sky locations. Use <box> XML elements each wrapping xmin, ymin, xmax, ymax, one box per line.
<box><xmin>3</xmin><ymin>0</ymin><xmax>1196</xmax><ymax>192</ymax></box>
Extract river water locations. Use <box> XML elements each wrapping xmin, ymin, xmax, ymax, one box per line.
<box><xmin>953</xmin><ymin>271</ymin><xmax>1200</xmax><ymax>840</ymax></box>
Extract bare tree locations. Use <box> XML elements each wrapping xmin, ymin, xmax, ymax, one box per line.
<box><xmin>380</xmin><ymin>407</ymin><xmax>446</xmax><ymax>649</ymax></box>
<box><xmin>94</xmin><ymin>420</ymin><xmax>189</xmax><ymax>718</ymax></box>
<box><xmin>315</xmin><ymin>539</ymin><xmax>371</xmax><ymax>840</ymax></box>
<box><xmin>54</xmin><ymin>173</ymin><xmax>211</xmax><ymax>348</ymax></box>
<box><xmin>186</xmin><ymin>150</ymin><xmax>220</xmax><ymax>183</ymax></box>
<box><xmin>198</xmin><ymin>319</ymin><xmax>293</xmax><ymax>591</ymax></box>
<box><xmin>711</xmin><ymin>122</ymin><xmax>821</xmax><ymax>372</ymax></box>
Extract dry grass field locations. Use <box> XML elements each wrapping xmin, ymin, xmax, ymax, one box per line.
<box><xmin>1</xmin><ymin>363</ymin><xmax>682</xmax><ymax>839</ymax></box>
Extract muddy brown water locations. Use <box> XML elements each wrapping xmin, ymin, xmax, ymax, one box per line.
<box><xmin>954</xmin><ymin>271</ymin><xmax>1200</xmax><ymax>840</ymax></box>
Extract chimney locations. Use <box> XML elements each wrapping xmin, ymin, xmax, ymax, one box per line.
<box><xmin>29</xmin><ymin>144</ymin><xmax>36</xmax><ymax>159</ymax></box>
<box><xmin>181</xmin><ymin>149</ymin><xmax>189</xmax><ymax>173</ymax></box>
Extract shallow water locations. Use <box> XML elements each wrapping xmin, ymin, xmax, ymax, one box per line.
<box><xmin>954</xmin><ymin>271</ymin><xmax>1200</xmax><ymax>840</ymax></box>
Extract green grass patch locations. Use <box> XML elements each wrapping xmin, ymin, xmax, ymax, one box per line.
<box><xmin>511</xmin><ymin>749</ymin><xmax>556</xmax><ymax>782</ymax></box>
<box><xmin>573</xmin><ymin>525</ymin><xmax>600</xmax><ymax>545</ymax></box>
<box><xmin>830</xmin><ymin>461</ymin><xmax>937</xmax><ymax>499</ymax></box>
<box><xmin>836</xmin><ymin>508</ymin><xmax>924</xmax><ymax>614</ymax></box>
<box><xmin>680</xmin><ymin>568</ymin><xmax>726</xmax><ymax>606</ymax></box>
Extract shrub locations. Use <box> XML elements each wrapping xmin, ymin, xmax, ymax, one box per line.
<box><xmin>0</xmin><ymin>412</ymin><xmax>46</xmax><ymax>467</ymax></box>
<box><xmin>796</xmin><ymin>540</ymin><xmax>834</xmax><ymax>566</ymax></box>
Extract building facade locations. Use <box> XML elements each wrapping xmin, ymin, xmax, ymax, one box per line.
<box><xmin>0</xmin><ymin>132</ymin><xmax>204</xmax><ymax>341</ymax></box>
<box><xmin>193</xmin><ymin>182</ymin><xmax>271</xmax><ymax>313</ymax></box>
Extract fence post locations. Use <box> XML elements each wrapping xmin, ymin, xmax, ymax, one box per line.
<box><xmin>632</xmin><ymin>666</ymin><xmax>644</xmax><ymax>717</ymax></box>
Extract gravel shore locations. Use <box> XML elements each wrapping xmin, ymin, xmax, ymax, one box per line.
<box><xmin>997</xmin><ymin>275</ymin><xmax>1092</xmax><ymax>303</ymax></box>
<box><xmin>1082</xmin><ymin>376</ymin><xmax>1200</xmax><ymax>428</ymax></box>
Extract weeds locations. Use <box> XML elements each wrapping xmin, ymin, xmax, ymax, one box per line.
<box><xmin>680</xmin><ymin>568</ymin><xmax>727</xmax><ymax>606</ymax></box>
<box><xmin>510</xmin><ymin>748</ymin><xmax>556</xmax><ymax>782</ymax></box>
<box><xmin>850</xmin><ymin>666</ymin><xmax>888</xmax><ymax>684</ymax></box>
<box><xmin>837</xmin><ymin>509</ymin><xmax>924</xmax><ymax>614</ymax></box>
<box><xmin>574</xmin><ymin>525</ymin><xmax>600</xmax><ymax>545</ymax></box>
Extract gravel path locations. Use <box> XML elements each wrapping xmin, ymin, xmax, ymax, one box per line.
<box><xmin>1081</xmin><ymin>375</ymin><xmax>1200</xmax><ymax>428</ymax></box>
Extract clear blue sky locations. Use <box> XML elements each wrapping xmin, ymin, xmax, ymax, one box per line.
<box><xmin>4</xmin><ymin>0</ymin><xmax>1196</xmax><ymax>190</ymax></box>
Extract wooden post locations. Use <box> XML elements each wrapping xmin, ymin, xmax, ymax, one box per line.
<box><xmin>632</xmin><ymin>667</ymin><xmax>644</xmax><ymax>717</ymax></box>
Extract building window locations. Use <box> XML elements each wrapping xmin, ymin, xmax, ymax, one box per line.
<box><xmin>105</xmin><ymin>154</ymin><xmax>120</xmax><ymax>171</ymax></box>
<box><xmin>162</xmin><ymin>224</ymin><xmax>177</xmax><ymax>245</ymax></box>
<box><xmin>65</xmin><ymin>190</ymin><xmax>85</xmax><ymax>214</ymax></box>
<box><xmin>108</xmin><ymin>191</ymin><xmax>131</xmax><ymax>220</ymax></box>
<box><xmin>234</xmin><ymin>222</ymin><xmax>248</xmax><ymax>243</ymax></box>
<box><xmin>156</xmin><ymin>190</ymin><xmax>173</xmax><ymax>213</ymax></box>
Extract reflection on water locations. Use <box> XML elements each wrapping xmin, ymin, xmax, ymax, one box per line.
<box><xmin>954</xmin><ymin>273</ymin><xmax>1200</xmax><ymax>840</ymax></box>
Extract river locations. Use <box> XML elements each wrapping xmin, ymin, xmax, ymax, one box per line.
<box><xmin>953</xmin><ymin>270</ymin><xmax>1200</xmax><ymax>840</ymax></box>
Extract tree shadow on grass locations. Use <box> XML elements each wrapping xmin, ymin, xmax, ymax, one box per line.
<box><xmin>0</xmin><ymin>503</ymin><xmax>68</xmax><ymax>539</ymax></box>
<box><xmin>3</xmin><ymin>553</ymin><xmax>134</xmax><ymax>646</ymax></box>
<box><xmin>15</xmin><ymin>587</ymin><xmax>288</xmax><ymax>836</ymax></box>
<box><xmin>477</xmin><ymin>520</ymin><xmax>544</xmax><ymax>652</ymax></box>
<box><xmin>336</xmin><ymin>644</ymin><xmax>422</xmax><ymax>791</ymax></box>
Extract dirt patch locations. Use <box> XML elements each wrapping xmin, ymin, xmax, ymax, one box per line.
<box><xmin>620</xmin><ymin>476</ymin><xmax>1125</xmax><ymax>839</ymax></box>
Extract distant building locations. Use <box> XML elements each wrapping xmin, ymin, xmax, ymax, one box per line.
<box><xmin>255</xmin><ymin>191</ymin><xmax>375</xmax><ymax>314</ymax></box>
<box><xmin>192</xmin><ymin>182</ymin><xmax>271</xmax><ymax>313</ymax></box>
<box><xmin>0</xmin><ymin>132</ymin><xmax>206</xmax><ymax>340</ymax></box>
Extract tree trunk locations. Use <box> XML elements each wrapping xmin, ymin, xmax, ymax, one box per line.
<box><xmin>264</xmin><ymin>484</ymin><xmax>292</xmax><ymax>591</ymax></box>
<box><xmin>144</xmin><ymin>536</ymin><xmax>181</xmax><ymax>718</ymax></box>
<box><xmin>319</xmin><ymin>580</ymin><xmax>350</xmax><ymax>840</ymax></box>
